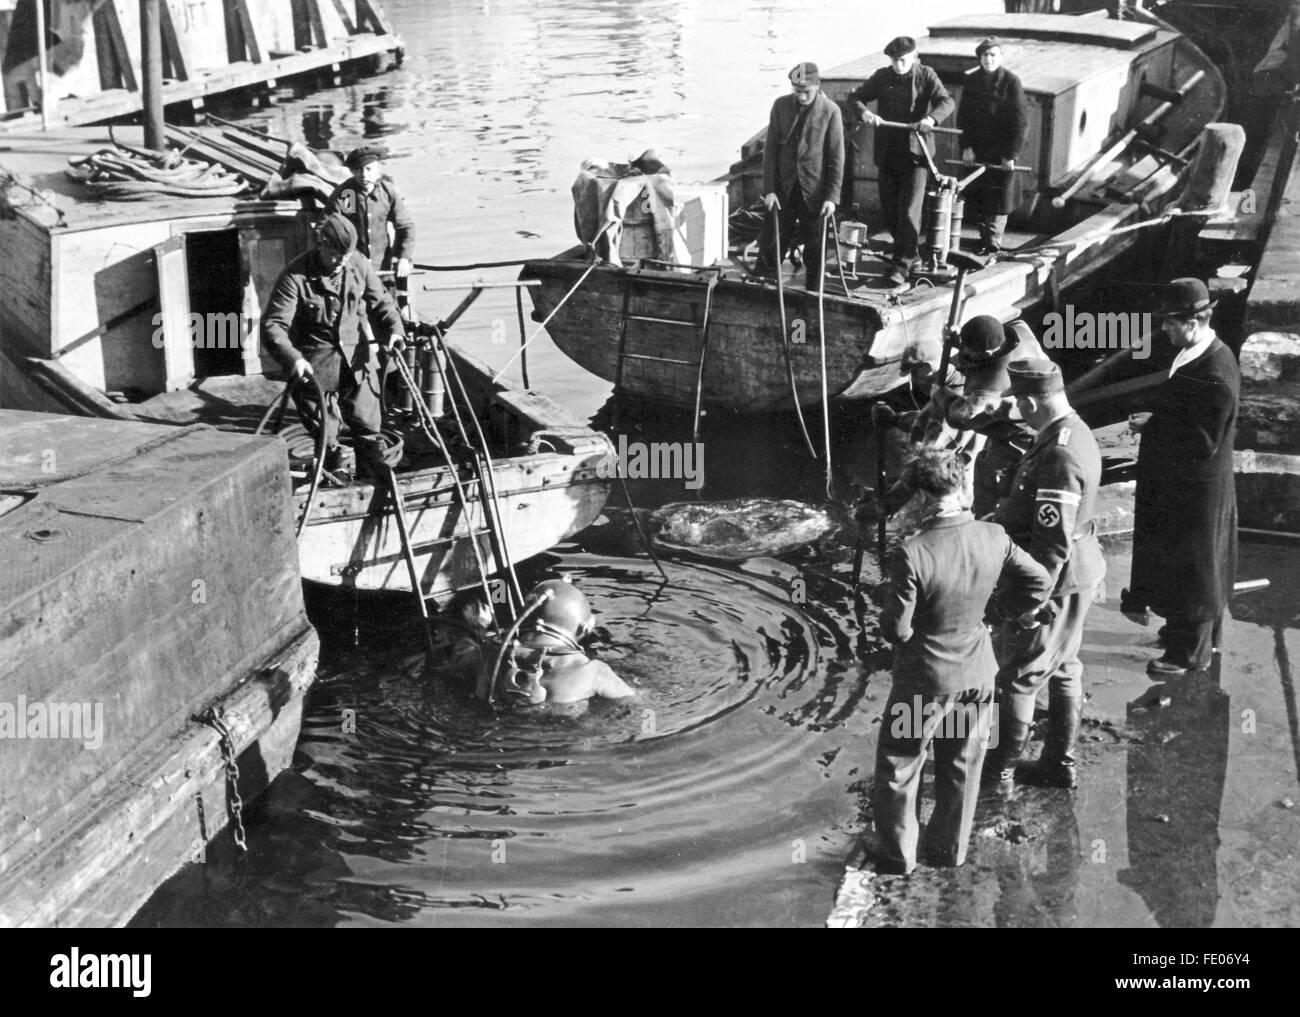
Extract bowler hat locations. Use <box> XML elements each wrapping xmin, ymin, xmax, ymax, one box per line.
<box><xmin>314</xmin><ymin>212</ymin><xmax>357</xmax><ymax>252</ymax></box>
<box><xmin>789</xmin><ymin>62</ymin><xmax>820</xmax><ymax>85</ymax></box>
<box><xmin>345</xmin><ymin>145</ymin><xmax>387</xmax><ymax>170</ymax></box>
<box><xmin>884</xmin><ymin>36</ymin><xmax>917</xmax><ymax>59</ymax></box>
<box><xmin>1007</xmin><ymin>359</ymin><xmax>1064</xmax><ymax>397</ymax></box>
<box><xmin>1157</xmin><ymin>277</ymin><xmax>1217</xmax><ymax>318</ymax></box>
<box><xmin>975</xmin><ymin>37</ymin><xmax>1002</xmax><ymax>56</ymax></box>
<box><xmin>957</xmin><ymin>314</ymin><xmax>1019</xmax><ymax>364</ymax></box>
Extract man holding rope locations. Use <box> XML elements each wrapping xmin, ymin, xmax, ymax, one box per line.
<box><xmin>753</xmin><ymin>62</ymin><xmax>844</xmax><ymax>291</ymax></box>
<box><xmin>262</xmin><ymin>213</ymin><xmax>407</xmax><ymax>478</ymax></box>
<box><xmin>848</xmin><ymin>36</ymin><xmax>954</xmax><ymax>286</ymax></box>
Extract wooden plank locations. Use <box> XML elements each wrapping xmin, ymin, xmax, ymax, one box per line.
<box><xmin>159</xmin><ymin>0</ymin><xmax>192</xmax><ymax>81</ymax></box>
<box><xmin>98</xmin><ymin>0</ymin><xmax>140</xmax><ymax>93</ymax></box>
<box><xmin>326</xmin><ymin>0</ymin><xmax>357</xmax><ymax>34</ymax></box>
<box><xmin>232</xmin><ymin>0</ymin><xmax>264</xmax><ymax>63</ymax></box>
<box><xmin>305</xmin><ymin>0</ymin><xmax>329</xmax><ymax>48</ymax></box>
<box><xmin>355</xmin><ymin>0</ymin><xmax>394</xmax><ymax>35</ymax></box>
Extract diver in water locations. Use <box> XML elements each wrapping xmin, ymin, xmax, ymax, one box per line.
<box><xmin>430</xmin><ymin>589</ymin><xmax>497</xmax><ymax>685</ymax></box>
<box><xmin>476</xmin><ymin>578</ymin><xmax>636</xmax><ymax>706</ymax></box>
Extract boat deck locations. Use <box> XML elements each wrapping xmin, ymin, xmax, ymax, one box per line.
<box><xmin>0</xmin><ymin>126</ymin><xmax>295</xmax><ymax>233</ymax></box>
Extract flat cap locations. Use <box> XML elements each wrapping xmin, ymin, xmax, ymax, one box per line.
<box><xmin>314</xmin><ymin>212</ymin><xmax>357</xmax><ymax>253</ymax></box>
<box><xmin>884</xmin><ymin>36</ymin><xmax>917</xmax><ymax>59</ymax></box>
<box><xmin>345</xmin><ymin>145</ymin><xmax>387</xmax><ymax>170</ymax></box>
<box><xmin>789</xmin><ymin>62</ymin><xmax>820</xmax><ymax>85</ymax></box>
<box><xmin>1007</xmin><ymin>359</ymin><xmax>1064</xmax><ymax>397</ymax></box>
<box><xmin>975</xmin><ymin>37</ymin><xmax>1002</xmax><ymax>56</ymax></box>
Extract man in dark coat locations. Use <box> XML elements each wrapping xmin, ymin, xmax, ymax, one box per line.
<box><xmin>755</xmin><ymin>62</ymin><xmax>845</xmax><ymax>290</ymax></box>
<box><xmin>1122</xmin><ymin>278</ymin><xmax>1240</xmax><ymax>675</ymax></box>
<box><xmin>326</xmin><ymin>146</ymin><xmax>417</xmax><ymax>281</ymax></box>
<box><xmin>957</xmin><ymin>38</ymin><xmax>1029</xmax><ymax>254</ymax></box>
<box><xmin>262</xmin><ymin>213</ymin><xmax>407</xmax><ymax>473</ymax></box>
<box><xmin>848</xmin><ymin>35</ymin><xmax>955</xmax><ymax>285</ymax></box>
<box><xmin>873</xmin><ymin>448</ymin><xmax>1052</xmax><ymax>874</ymax></box>
<box><xmin>987</xmin><ymin>360</ymin><xmax>1106</xmax><ymax>793</ymax></box>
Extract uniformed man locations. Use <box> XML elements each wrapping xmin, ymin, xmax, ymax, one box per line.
<box><xmin>957</xmin><ymin>38</ymin><xmax>1029</xmax><ymax>255</ymax></box>
<box><xmin>261</xmin><ymin>212</ymin><xmax>407</xmax><ymax>475</ymax></box>
<box><xmin>848</xmin><ymin>36</ymin><xmax>955</xmax><ymax>286</ymax></box>
<box><xmin>872</xmin><ymin>449</ymin><xmax>1052</xmax><ymax>874</ymax></box>
<box><xmin>987</xmin><ymin>360</ymin><xmax>1105</xmax><ymax>792</ymax></box>
<box><xmin>755</xmin><ymin>62</ymin><xmax>845</xmax><ymax>290</ymax></box>
<box><xmin>326</xmin><ymin>145</ymin><xmax>417</xmax><ymax>281</ymax></box>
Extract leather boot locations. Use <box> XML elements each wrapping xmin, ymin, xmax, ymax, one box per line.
<box><xmin>982</xmin><ymin>712</ymin><xmax>1032</xmax><ymax>797</ymax></box>
<box><xmin>1022</xmin><ymin>698</ymin><xmax>1082</xmax><ymax>789</ymax></box>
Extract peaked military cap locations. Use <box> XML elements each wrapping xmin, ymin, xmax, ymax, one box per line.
<box><xmin>1007</xmin><ymin>359</ymin><xmax>1064</xmax><ymax>397</ymax></box>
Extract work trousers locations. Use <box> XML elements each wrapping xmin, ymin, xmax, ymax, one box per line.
<box><xmin>756</xmin><ymin>185</ymin><xmax>829</xmax><ymax>290</ymax></box>
<box><xmin>877</xmin><ymin>158</ymin><xmax>930</xmax><ymax>269</ymax></box>
<box><xmin>872</xmin><ymin>685</ymin><xmax>995</xmax><ymax>872</ymax></box>
<box><xmin>292</xmin><ymin>352</ymin><xmax>384</xmax><ymax>452</ymax></box>
<box><xmin>1161</xmin><ymin>612</ymin><xmax>1223</xmax><ymax>670</ymax></box>
<box><xmin>970</xmin><ymin>212</ymin><xmax>1008</xmax><ymax>251</ymax></box>
<box><xmin>996</xmin><ymin>582</ymin><xmax>1101</xmax><ymax>725</ymax></box>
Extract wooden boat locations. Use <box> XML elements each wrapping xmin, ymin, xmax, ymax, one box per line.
<box><xmin>0</xmin><ymin>125</ymin><xmax>614</xmax><ymax>601</ymax></box>
<box><xmin>522</xmin><ymin>10</ymin><xmax>1227</xmax><ymax>413</ymax></box>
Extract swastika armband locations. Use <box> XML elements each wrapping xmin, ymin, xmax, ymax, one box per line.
<box><xmin>1036</xmin><ymin>502</ymin><xmax>1060</xmax><ymax>528</ymax></box>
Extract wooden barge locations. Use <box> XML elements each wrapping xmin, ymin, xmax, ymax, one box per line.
<box><xmin>0</xmin><ymin>0</ymin><xmax>402</xmax><ymax>130</ymax></box>
<box><xmin>0</xmin><ymin>125</ymin><xmax>614</xmax><ymax>600</ymax></box>
<box><xmin>522</xmin><ymin>10</ymin><xmax>1228</xmax><ymax>413</ymax></box>
<box><xmin>0</xmin><ymin>408</ymin><xmax>318</xmax><ymax>926</ymax></box>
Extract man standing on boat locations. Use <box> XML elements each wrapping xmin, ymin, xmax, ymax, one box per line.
<box><xmin>986</xmin><ymin>361</ymin><xmax>1105</xmax><ymax>794</ymax></box>
<box><xmin>1122</xmin><ymin>279</ymin><xmax>1239</xmax><ymax>676</ymax></box>
<box><xmin>327</xmin><ymin>145</ymin><xmax>417</xmax><ymax>283</ymax></box>
<box><xmin>848</xmin><ymin>36</ymin><xmax>954</xmax><ymax>286</ymax></box>
<box><xmin>754</xmin><ymin>62</ymin><xmax>845</xmax><ymax>291</ymax></box>
<box><xmin>872</xmin><ymin>448</ymin><xmax>1052</xmax><ymax>874</ymax></box>
<box><xmin>957</xmin><ymin>38</ymin><xmax>1029</xmax><ymax>255</ymax></box>
<box><xmin>262</xmin><ymin>212</ymin><xmax>407</xmax><ymax>476</ymax></box>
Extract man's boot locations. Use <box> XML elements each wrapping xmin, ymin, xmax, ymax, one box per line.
<box><xmin>982</xmin><ymin>711</ymin><xmax>1031</xmax><ymax>797</ymax></box>
<box><xmin>1022</xmin><ymin>698</ymin><xmax>1082</xmax><ymax>789</ymax></box>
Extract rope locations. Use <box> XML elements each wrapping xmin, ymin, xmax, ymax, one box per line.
<box><xmin>0</xmin><ymin>424</ymin><xmax>209</xmax><ymax>493</ymax></box>
<box><xmin>817</xmin><ymin>218</ymin><xmax>834</xmax><ymax>500</ymax></box>
<box><xmin>491</xmin><ymin>258</ymin><xmax>599</xmax><ymax>383</ymax></box>
<box><xmin>414</xmin><ymin>258</ymin><xmax>537</xmax><ymax>272</ymax></box>
<box><xmin>770</xmin><ymin>206</ymin><xmax>818</xmax><ymax>459</ymax></box>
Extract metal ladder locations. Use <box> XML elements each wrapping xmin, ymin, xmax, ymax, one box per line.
<box><xmin>611</xmin><ymin>261</ymin><xmax>723</xmax><ymax>442</ymax></box>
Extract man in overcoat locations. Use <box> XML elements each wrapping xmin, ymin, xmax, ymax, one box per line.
<box><xmin>957</xmin><ymin>38</ymin><xmax>1029</xmax><ymax>254</ymax></box>
<box><xmin>755</xmin><ymin>62</ymin><xmax>845</xmax><ymax>290</ymax></box>
<box><xmin>327</xmin><ymin>145</ymin><xmax>417</xmax><ymax>282</ymax></box>
<box><xmin>1122</xmin><ymin>279</ymin><xmax>1240</xmax><ymax>675</ymax></box>
<box><xmin>848</xmin><ymin>36</ymin><xmax>955</xmax><ymax>285</ymax></box>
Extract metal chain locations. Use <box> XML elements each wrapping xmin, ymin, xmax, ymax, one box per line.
<box><xmin>197</xmin><ymin>707</ymin><xmax>248</xmax><ymax>852</ymax></box>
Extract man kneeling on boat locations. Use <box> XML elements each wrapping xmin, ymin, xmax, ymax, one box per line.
<box><xmin>262</xmin><ymin>212</ymin><xmax>408</xmax><ymax>478</ymax></box>
<box><xmin>475</xmin><ymin>579</ymin><xmax>636</xmax><ymax>706</ymax></box>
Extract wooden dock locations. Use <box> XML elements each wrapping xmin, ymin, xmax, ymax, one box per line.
<box><xmin>0</xmin><ymin>408</ymin><xmax>318</xmax><ymax>926</ymax></box>
<box><xmin>0</xmin><ymin>0</ymin><xmax>402</xmax><ymax>132</ymax></box>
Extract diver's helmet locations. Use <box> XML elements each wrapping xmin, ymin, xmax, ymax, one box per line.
<box><xmin>524</xmin><ymin>578</ymin><xmax>594</xmax><ymax>649</ymax></box>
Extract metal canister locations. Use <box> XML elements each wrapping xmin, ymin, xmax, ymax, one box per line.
<box><xmin>922</xmin><ymin>185</ymin><xmax>953</xmax><ymax>268</ymax></box>
<box><xmin>948</xmin><ymin>196</ymin><xmax>965</xmax><ymax>258</ymax></box>
<box><xmin>419</xmin><ymin>343</ymin><xmax>446</xmax><ymax>417</ymax></box>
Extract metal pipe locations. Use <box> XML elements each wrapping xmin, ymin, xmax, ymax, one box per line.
<box><xmin>140</xmin><ymin>0</ymin><xmax>166</xmax><ymax>151</ymax></box>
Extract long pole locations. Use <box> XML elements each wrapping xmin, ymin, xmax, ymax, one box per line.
<box><xmin>34</xmin><ymin>0</ymin><xmax>52</xmax><ymax>128</ymax></box>
<box><xmin>140</xmin><ymin>0</ymin><xmax>166</xmax><ymax>151</ymax></box>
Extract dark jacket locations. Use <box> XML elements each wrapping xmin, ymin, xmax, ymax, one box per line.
<box><xmin>1130</xmin><ymin>337</ymin><xmax>1239</xmax><ymax>622</ymax></box>
<box><xmin>761</xmin><ymin>90</ymin><xmax>845</xmax><ymax>206</ymax></box>
<box><xmin>261</xmin><ymin>249</ymin><xmax>406</xmax><ymax>391</ymax></box>
<box><xmin>325</xmin><ymin>177</ymin><xmax>416</xmax><ymax>272</ymax></box>
<box><xmin>957</xmin><ymin>66</ymin><xmax>1030</xmax><ymax>214</ymax></box>
<box><xmin>992</xmin><ymin>411</ymin><xmax>1106</xmax><ymax>597</ymax></box>
<box><xmin>848</xmin><ymin>62</ymin><xmax>955</xmax><ymax>166</ymax></box>
<box><xmin>882</xmin><ymin>512</ymin><xmax>1053</xmax><ymax>695</ymax></box>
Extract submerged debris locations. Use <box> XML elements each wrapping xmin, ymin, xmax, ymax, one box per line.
<box><xmin>651</xmin><ymin>498</ymin><xmax>838</xmax><ymax>561</ymax></box>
